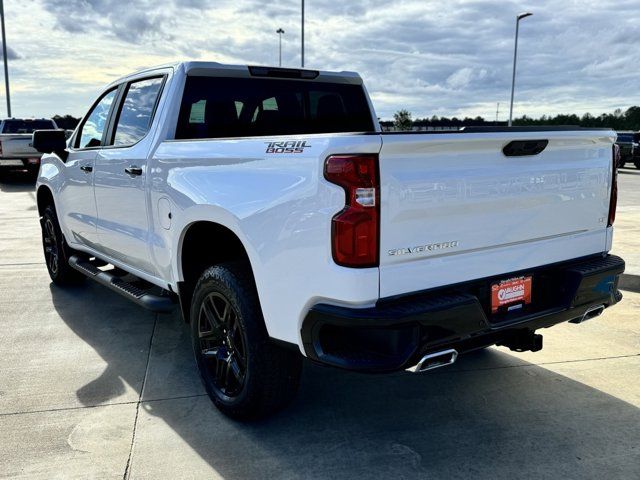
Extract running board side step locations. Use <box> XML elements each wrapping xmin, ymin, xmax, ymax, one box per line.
<box><xmin>69</xmin><ymin>255</ymin><xmax>176</xmax><ymax>313</ymax></box>
<box><xmin>406</xmin><ymin>349</ymin><xmax>458</xmax><ymax>373</ymax></box>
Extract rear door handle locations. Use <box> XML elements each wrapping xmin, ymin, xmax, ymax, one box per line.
<box><xmin>80</xmin><ymin>165</ymin><xmax>93</xmax><ymax>173</ymax></box>
<box><xmin>125</xmin><ymin>166</ymin><xmax>143</xmax><ymax>176</ymax></box>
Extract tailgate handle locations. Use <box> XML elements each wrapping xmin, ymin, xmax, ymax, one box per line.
<box><xmin>503</xmin><ymin>140</ymin><xmax>549</xmax><ymax>157</ymax></box>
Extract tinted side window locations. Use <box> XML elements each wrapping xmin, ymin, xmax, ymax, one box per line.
<box><xmin>175</xmin><ymin>76</ymin><xmax>374</xmax><ymax>139</ymax></box>
<box><xmin>77</xmin><ymin>89</ymin><xmax>118</xmax><ymax>149</ymax></box>
<box><xmin>112</xmin><ymin>77</ymin><xmax>164</xmax><ymax>146</ymax></box>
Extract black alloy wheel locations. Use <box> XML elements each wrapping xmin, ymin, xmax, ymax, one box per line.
<box><xmin>43</xmin><ymin>216</ymin><xmax>60</xmax><ymax>277</ymax></box>
<box><xmin>40</xmin><ymin>204</ymin><xmax>85</xmax><ymax>285</ymax></box>
<box><xmin>190</xmin><ymin>263</ymin><xmax>302</xmax><ymax>419</ymax></box>
<box><xmin>197</xmin><ymin>292</ymin><xmax>247</xmax><ymax>398</ymax></box>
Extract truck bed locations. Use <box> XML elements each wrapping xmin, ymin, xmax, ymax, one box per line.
<box><xmin>0</xmin><ymin>134</ymin><xmax>40</xmax><ymax>159</ymax></box>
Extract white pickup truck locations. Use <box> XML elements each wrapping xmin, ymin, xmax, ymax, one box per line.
<box><xmin>0</xmin><ymin>118</ymin><xmax>57</xmax><ymax>175</ymax></box>
<box><xmin>33</xmin><ymin>62</ymin><xmax>624</xmax><ymax>419</ymax></box>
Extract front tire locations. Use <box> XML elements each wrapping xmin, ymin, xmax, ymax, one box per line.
<box><xmin>190</xmin><ymin>262</ymin><xmax>302</xmax><ymax>420</ymax></box>
<box><xmin>41</xmin><ymin>204</ymin><xmax>85</xmax><ymax>285</ymax></box>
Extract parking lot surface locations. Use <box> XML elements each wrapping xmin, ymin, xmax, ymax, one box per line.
<box><xmin>1</xmin><ymin>168</ymin><xmax>639</xmax><ymax>479</ymax></box>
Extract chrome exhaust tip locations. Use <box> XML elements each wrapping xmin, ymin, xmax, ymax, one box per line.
<box><xmin>406</xmin><ymin>349</ymin><xmax>458</xmax><ymax>373</ymax></box>
<box><xmin>570</xmin><ymin>304</ymin><xmax>605</xmax><ymax>324</ymax></box>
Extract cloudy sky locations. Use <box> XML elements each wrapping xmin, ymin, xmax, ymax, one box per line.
<box><xmin>3</xmin><ymin>0</ymin><xmax>639</xmax><ymax>120</ymax></box>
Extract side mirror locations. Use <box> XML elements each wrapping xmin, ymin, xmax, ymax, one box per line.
<box><xmin>32</xmin><ymin>129</ymin><xmax>68</xmax><ymax>161</ymax></box>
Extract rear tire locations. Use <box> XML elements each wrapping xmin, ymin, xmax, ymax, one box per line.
<box><xmin>41</xmin><ymin>204</ymin><xmax>85</xmax><ymax>285</ymax></box>
<box><xmin>190</xmin><ymin>262</ymin><xmax>302</xmax><ymax>420</ymax></box>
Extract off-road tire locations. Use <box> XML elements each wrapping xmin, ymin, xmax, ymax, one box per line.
<box><xmin>41</xmin><ymin>204</ymin><xmax>85</xmax><ymax>285</ymax></box>
<box><xmin>190</xmin><ymin>262</ymin><xmax>302</xmax><ymax>420</ymax></box>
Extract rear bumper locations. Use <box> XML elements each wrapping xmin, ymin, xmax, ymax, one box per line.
<box><xmin>301</xmin><ymin>254</ymin><xmax>625</xmax><ymax>373</ymax></box>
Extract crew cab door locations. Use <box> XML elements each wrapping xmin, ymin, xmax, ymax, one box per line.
<box><xmin>58</xmin><ymin>87</ymin><xmax>119</xmax><ymax>249</ymax></box>
<box><xmin>93</xmin><ymin>76</ymin><xmax>165</xmax><ymax>275</ymax></box>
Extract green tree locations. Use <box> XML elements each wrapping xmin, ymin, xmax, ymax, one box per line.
<box><xmin>393</xmin><ymin>109</ymin><xmax>413</xmax><ymax>131</ymax></box>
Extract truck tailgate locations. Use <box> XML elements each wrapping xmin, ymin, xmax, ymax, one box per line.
<box><xmin>0</xmin><ymin>135</ymin><xmax>38</xmax><ymax>158</ymax></box>
<box><xmin>378</xmin><ymin>130</ymin><xmax>615</xmax><ymax>298</ymax></box>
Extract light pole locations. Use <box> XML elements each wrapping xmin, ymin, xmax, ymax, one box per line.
<box><xmin>508</xmin><ymin>12</ymin><xmax>532</xmax><ymax>127</ymax></box>
<box><xmin>276</xmin><ymin>28</ymin><xmax>285</xmax><ymax>67</ymax></box>
<box><xmin>301</xmin><ymin>0</ymin><xmax>305</xmax><ymax>68</ymax></box>
<box><xmin>0</xmin><ymin>0</ymin><xmax>11</xmax><ymax>118</ymax></box>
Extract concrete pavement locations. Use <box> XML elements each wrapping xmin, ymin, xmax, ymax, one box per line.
<box><xmin>0</xmin><ymin>169</ymin><xmax>638</xmax><ymax>479</ymax></box>
<box><xmin>615</xmin><ymin>167</ymin><xmax>640</xmax><ymax>291</ymax></box>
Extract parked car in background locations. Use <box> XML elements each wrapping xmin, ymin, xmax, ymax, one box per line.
<box><xmin>629</xmin><ymin>132</ymin><xmax>640</xmax><ymax>169</ymax></box>
<box><xmin>0</xmin><ymin>118</ymin><xmax>58</xmax><ymax>176</ymax></box>
<box><xmin>615</xmin><ymin>131</ymin><xmax>634</xmax><ymax>168</ymax></box>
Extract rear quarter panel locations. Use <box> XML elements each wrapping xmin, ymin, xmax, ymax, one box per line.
<box><xmin>150</xmin><ymin>134</ymin><xmax>382</xmax><ymax>345</ymax></box>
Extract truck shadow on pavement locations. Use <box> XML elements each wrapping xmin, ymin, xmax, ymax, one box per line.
<box><xmin>619</xmin><ymin>167</ymin><xmax>640</xmax><ymax>175</ymax></box>
<box><xmin>48</xmin><ymin>282</ymin><xmax>640</xmax><ymax>479</ymax></box>
<box><xmin>620</xmin><ymin>274</ymin><xmax>640</xmax><ymax>293</ymax></box>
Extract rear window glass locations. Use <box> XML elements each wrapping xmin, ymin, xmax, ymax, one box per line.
<box><xmin>2</xmin><ymin>119</ymin><xmax>56</xmax><ymax>134</ymax></box>
<box><xmin>175</xmin><ymin>76</ymin><xmax>374</xmax><ymax>139</ymax></box>
<box><xmin>617</xmin><ymin>133</ymin><xmax>633</xmax><ymax>143</ymax></box>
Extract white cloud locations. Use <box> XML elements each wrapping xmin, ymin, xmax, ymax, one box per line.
<box><xmin>1</xmin><ymin>0</ymin><xmax>639</xmax><ymax>121</ymax></box>
<box><xmin>446</xmin><ymin>68</ymin><xmax>488</xmax><ymax>90</ymax></box>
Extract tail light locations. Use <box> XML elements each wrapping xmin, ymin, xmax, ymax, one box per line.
<box><xmin>324</xmin><ymin>154</ymin><xmax>379</xmax><ymax>267</ymax></box>
<box><xmin>608</xmin><ymin>145</ymin><xmax>619</xmax><ymax>227</ymax></box>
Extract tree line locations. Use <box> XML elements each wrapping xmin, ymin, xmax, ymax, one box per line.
<box><xmin>387</xmin><ymin>107</ymin><xmax>640</xmax><ymax>131</ymax></box>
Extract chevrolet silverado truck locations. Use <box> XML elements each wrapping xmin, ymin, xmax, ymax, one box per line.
<box><xmin>32</xmin><ymin>62</ymin><xmax>624</xmax><ymax>419</ymax></box>
<box><xmin>0</xmin><ymin>118</ymin><xmax>57</xmax><ymax>175</ymax></box>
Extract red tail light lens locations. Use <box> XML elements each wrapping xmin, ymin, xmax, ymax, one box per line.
<box><xmin>324</xmin><ymin>154</ymin><xmax>379</xmax><ymax>267</ymax></box>
<box><xmin>608</xmin><ymin>145</ymin><xmax>618</xmax><ymax>227</ymax></box>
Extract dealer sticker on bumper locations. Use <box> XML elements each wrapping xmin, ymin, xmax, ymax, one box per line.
<box><xmin>491</xmin><ymin>276</ymin><xmax>532</xmax><ymax>313</ymax></box>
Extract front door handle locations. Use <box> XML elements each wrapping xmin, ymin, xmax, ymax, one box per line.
<box><xmin>125</xmin><ymin>166</ymin><xmax>143</xmax><ymax>176</ymax></box>
<box><xmin>80</xmin><ymin>165</ymin><xmax>93</xmax><ymax>173</ymax></box>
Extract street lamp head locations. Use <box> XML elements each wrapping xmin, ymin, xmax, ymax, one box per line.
<box><xmin>517</xmin><ymin>12</ymin><xmax>533</xmax><ymax>21</ymax></box>
<box><xmin>277</xmin><ymin>28</ymin><xmax>285</xmax><ymax>34</ymax></box>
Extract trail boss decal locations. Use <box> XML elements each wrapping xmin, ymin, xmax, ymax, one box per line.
<box><xmin>388</xmin><ymin>241</ymin><xmax>460</xmax><ymax>257</ymax></box>
<box><xmin>265</xmin><ymin>140</ymin><xmax>311</xmax><ymax>154</ymax></box>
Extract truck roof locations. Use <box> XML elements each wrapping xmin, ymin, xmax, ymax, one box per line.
<box><xmin>107</xmin><ymin>61</ymin><xmax>364</xmax><ymax>88</ymax></box>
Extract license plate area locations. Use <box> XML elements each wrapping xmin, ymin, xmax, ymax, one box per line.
<box><xmin>491</xmin><ymin>276</ymin><xmax>532</xmax><ymax>314</ymax></box>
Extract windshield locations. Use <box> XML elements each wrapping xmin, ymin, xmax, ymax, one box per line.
<box><xmin>616</xmin><ymin>133</ymin><xmax>633</xmax><ymax>143</ymax></box>
<box><xmin>2</xmin><ymin>119</ymin><xmax>56</xmax><ymax>134</ymax></box>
